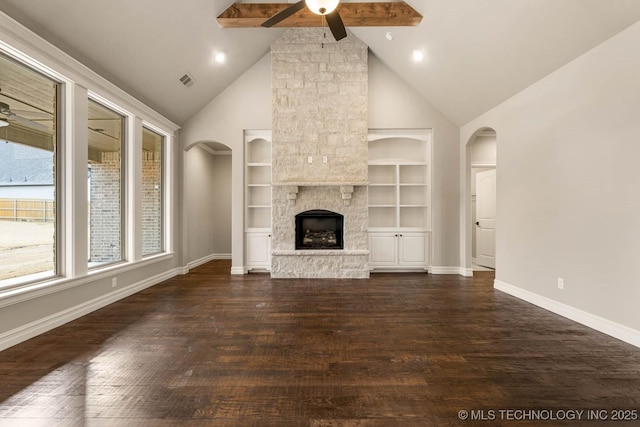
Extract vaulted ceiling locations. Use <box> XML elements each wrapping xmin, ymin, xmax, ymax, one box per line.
<box><xmin>1</xmin><ymin>0</ymin><xmax>640</xmax><ymax>126</ymax></box>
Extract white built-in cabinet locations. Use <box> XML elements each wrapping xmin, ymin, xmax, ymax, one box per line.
<box><xmin>368</xmin><ymin>129</ymin><xmax>432</xmax><ymax>271</ymax></box>
<box><xmin>245</xmin><ymin>130</ymin><xmax>272</xmax><ymax>271</ymax></box>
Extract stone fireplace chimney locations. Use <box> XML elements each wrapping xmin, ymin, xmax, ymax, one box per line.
<box><xmin>270</xmin><ymin>28</ymin><xmax>369</xmax><ymax>278</ymax></box>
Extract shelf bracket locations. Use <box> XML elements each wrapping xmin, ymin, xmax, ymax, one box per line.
<box><xmin>340</xmin><ymin>185</ymin><xmax>354</xmax><ymax>206</ymax></box>
<box><xmin>286</xmin><ymin>186</ymin><xmax>299</xmax><ymax>206</ymax></box>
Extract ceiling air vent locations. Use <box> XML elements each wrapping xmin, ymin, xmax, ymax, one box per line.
<box><xmin>179</xmin><ymin>72</ymin><xmax>195</xmax><ymax>88</ymax></box>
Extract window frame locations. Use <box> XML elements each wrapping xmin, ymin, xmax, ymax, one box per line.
<box><xmin>0</xmin><ymin>17</ymin><xmax>178</xmax><ymax>304</ymax></box>
<box><xmin>86</xmin><ymin>95</ymin><xmax>129</xmax><ymax>270</ymax></box>
<box><xmin>141</xmin><ymin>124</ymin><xmax>166</xmax><ymax>257</ymax></box>
<box><xmin>0</xmin><ymin>48</ymin><xmax>64</xmax><ymax>291</ymax></box>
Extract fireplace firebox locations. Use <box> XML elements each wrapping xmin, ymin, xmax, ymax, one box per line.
<box><xmin>295</xmin><ymin>210</ymin><xmax>344</xmax><ymax>250</ymax></box>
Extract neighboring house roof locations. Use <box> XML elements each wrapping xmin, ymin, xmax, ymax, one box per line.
<box><xmin>0</xmin><ymin>141</ymin><xmax>54</xmax><ymax>186</ymax></box>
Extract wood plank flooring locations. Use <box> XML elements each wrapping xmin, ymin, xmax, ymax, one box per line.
<box><xmin>1</xmin><ymin>260</ymin><xmax>640</xmax><ymax>426</ymax></box>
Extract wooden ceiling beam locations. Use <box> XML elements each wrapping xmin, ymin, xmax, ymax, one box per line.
<box><xmin>216</xmin><ymin>2</ymin><xmax>422</xmax><ymax>28</ymax></box>
<box><xmin>2</xmin><ymin>124</ymin><xmax>53</xmax><ymax>152</ymax></box>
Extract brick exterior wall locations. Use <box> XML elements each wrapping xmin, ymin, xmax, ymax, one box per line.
<box><xmin>142</xmin><ymin>151</ymin><xmax>162</xmax><ymax>255</ymax></box>
<box><xmin>89</xmin><ymin>152</ymin><xmax>122</xmax><ymax>263</ymax></box>
<box><xmin>270</xmin><ymin>29</ymin><xmax>369</xmax><ymax>278</ymax></box>
<box><xmin>89</xmin><ymin>151</ymin><xmax>161</xmax><ymax>262</ymax></box>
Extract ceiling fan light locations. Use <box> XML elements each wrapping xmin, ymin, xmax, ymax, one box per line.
<box><xmin>305</xmin><ymin>0</ymin><xmax>339</xmax><ymax>15</ymax></box>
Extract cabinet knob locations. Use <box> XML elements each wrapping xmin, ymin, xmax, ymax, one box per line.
<box><xmin>399</xmin><ymin>234</ymin><xmax>403</xmax><ymax>237</ymax></box>
<box><xmin>395</xmin><ymin>234</ymin><xmax>398</xmax><ymax>237</ymax></box>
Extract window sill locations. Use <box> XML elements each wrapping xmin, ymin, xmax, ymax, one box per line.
<box><xmin>0</xmin><ymin>252</ymin><xmax>175</xmax><ymax>309</ymax></box>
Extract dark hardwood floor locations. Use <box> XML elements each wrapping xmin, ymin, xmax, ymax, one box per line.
<box><xmin>1</xmin><ymin>260</ymin><xmax>639</xmax><ymax>426</ymax></box>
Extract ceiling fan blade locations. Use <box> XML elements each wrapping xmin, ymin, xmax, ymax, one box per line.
<box><xmin>262</xmin><ymin>0</ymin><xmax>306</xmax><ymax>27</ymax></box>
<box><xmin>325</xmin><ymin>10</ymin><xmax>347</xmax><ymax>41</ymax></box>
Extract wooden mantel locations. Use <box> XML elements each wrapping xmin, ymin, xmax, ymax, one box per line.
<box><xmin>216</xmin><ymin>2</ymin><xmax>422</xmax><ymax>28</ymax></box>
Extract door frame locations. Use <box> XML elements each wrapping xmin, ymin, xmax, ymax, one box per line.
<box><xmin>461</xmin><ymin>127</ymin><xmax>497</xmax><ymax>276</ymax></box>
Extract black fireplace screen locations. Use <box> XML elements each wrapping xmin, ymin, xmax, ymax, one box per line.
<box><xmin>295</xmin><ymin>210</ymin><xmax>344</xmax><ymax>250</ymax></box>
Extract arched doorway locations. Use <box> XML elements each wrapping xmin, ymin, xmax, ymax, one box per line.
<box><xmin>464</xmin><ymin>128</ymin><xmax>496</xmax><ymax>274</ymax></box>
<box><xmin>183</xmin><ymin>141</ymin><xmax>232</xmax><ymax>269</ymax></box>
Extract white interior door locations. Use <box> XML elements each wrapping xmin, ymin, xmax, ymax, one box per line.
<box><xmin>475</xmin><ymin>169</ymin><xmax>496</xmax><ymax>269</ymax></box>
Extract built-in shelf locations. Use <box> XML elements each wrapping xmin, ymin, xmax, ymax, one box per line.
<box><xmin>367</xmin><ymin>131</ymin><xmax>431</xmax><ymax>230</ymax></box>
<box><xmin>245</xmin><ymin>130</ymin><xmax>273</xmax><ymax>271</ymax></box>
<box><xmin>368</xmin><ymin>129</ymin><xmax>432</xmax><ymax>271</ymax></box>
<box><xmin>245</xmin><ymin>131</ymin><xmax>272</xmax><ymax>231</ymax></box>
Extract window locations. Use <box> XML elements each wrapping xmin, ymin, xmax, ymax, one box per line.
<box><xmin>88</xmin><ymin>99</ymin><xmax>124</xmax><ymax>268</ymax></box>
<box><xmin>142</xmin><ymin>127</ymin><xmax>164</xmax><ymax>256</ymax></box>
<box><xmin>0</xmin><ymin>53</ymin><xmax>58</xmax><ymax>286</ymax></box>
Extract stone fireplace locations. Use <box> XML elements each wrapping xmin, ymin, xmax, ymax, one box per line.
<box><xmin>270</xmin><ymin>28</ymin><xmax>369</xmax><ymax>278</ymax></box>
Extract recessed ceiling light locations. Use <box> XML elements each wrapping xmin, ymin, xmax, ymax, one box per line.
<box><xmin>214</xmin><ymin>51</ymin><xmax>226</xmax><ymax>64</ymax></box>
<box><xmin>412</xmin><ymin>49</ymin><xmax>424</xmax><ymax>62</ymax></box>
<box><xmin>385</xmin><ymin>32</ymin><xmax>394</xmax><ymax>41</ymax></box>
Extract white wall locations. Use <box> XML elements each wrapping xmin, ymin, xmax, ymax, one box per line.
<box><xmin>369</xmin><ymin>55</ymin><xmax>460</xmax><ymax>268</ymax></box>
<box><xmin>461</xmin><ymin>21</ymin><xmax>640</xmax><ymax>342</ymax></box>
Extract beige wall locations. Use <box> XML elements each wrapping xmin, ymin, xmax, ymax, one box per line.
<box><xmin>461</xmin><ymin>20</ymin><xmax>640</xmax><ymax>342</ymax></box>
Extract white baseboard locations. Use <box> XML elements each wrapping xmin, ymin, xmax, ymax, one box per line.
<box><xmin>430</xmin><ymin>266</ymin><xmax>474</xmax><ymax>276</ymax></box>
<box><xmin>230</xmin><ymin>266</ymin><xmax>248</xmax><ymax>275</ymax></box>
<box><xmin>460</xmin><ymin>267</ymin><xmax>474</xmax><ymax>277</ymax></box>
<box><xmin>0</xmin><ymin>268</ymin><xmax>181</xmax><ymax>352</ymax></box>
<box><xmin>430</xmin><ymin>266</ymin><xmax>463</xmax><ymax>275</ymax></box>
<box><xmin>186</xmin><ymin>253</ymin><xmax>231</xmax><ymax>270</ymax></box>
<box><xmin>494</xmin><ymin>280</ymin><xmax>640</xmax><ymax>349</ymax></box>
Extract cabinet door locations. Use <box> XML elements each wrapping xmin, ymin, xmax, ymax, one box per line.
<box><xmin>246</xmin><ymin>232</ymin><xmax>271</xmax><ymax>269</ymax></box>
<box><xmin>369</xmin><ymin>232</ymin><xmax>398</xmax><ymax>266</ymax></box>
<box><xmin>398</xmin><ymin>232</ymin><xmax>428</xmax><ymax>266</ymax></box>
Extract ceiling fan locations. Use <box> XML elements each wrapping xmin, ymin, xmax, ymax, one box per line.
<box><xmin>217</xmin><ymin>1</ymin><xmax>422</xmax><ymax>41</ymax></box>
<box><xmin>0</xmin><ymin>101</ymin><xmax>48</xmax><ymax>132</ymax></box>
<box><xmin>263</xmin><ymin>0</ymin><xmax>347</xmax><ymax>41</ymax></box>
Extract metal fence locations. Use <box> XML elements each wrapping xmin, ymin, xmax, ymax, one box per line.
<box><xmin>0</xmin><ymin>199</ymin><xmax>55</xmax><ymax>222</ymax></box>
